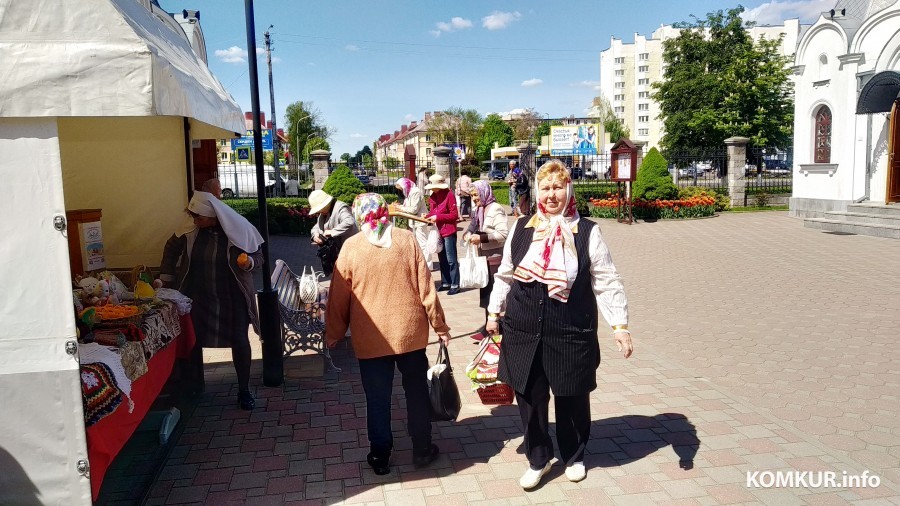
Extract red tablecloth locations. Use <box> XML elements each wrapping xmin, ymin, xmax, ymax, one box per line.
<box><xmin>86</xmin><ymin>314</ymin><xmax>195</xmax><ymax>500</ymax></box>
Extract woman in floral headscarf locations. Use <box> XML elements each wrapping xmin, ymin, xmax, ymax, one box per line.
<box><xmin>462</xmin><ymin>180</ymin><xmax>509</xmax><ymax>341</ymax></box>
<box><xmin>485</xmin><ymin>160</ymin><xmax>633</xmax><ymax>489</ymax></box>
<box><xmin>326</xmin><ymin>193</ymin><xmax>451</xmax><ymax>476</ymax></box>
<box><xmin>392</xmin><ymin>177</ymin><xmax>428</xmax><ymax>255</ymax></box>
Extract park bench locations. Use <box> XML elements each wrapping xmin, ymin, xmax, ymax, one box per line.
<box><xmin>271</xmin><ymin>259</ymin><xmax>341</xmax><ymax>374</ymax></box>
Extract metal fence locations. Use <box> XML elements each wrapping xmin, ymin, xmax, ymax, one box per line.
<box><xmin>534</xmin><ymin>153</ymin><xmax>625</xmax><ymax>198</ymax></box>
<box><xmin>666</xmin><ymin>147</ymin><xmax>730</xmax><ymax>195</ymax></box>
<box><xmin>745</xmin><ymin>147</ymin><xmax>793</xmax><ymax>197</ymax></box>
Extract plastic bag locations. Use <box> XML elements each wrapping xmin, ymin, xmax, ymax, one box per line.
<box><xmin>459</xmin><ymin>243</ymin><xmax>488</xmax><ymax>289</ymax></box>
<box><xmin>425</xmin><ymin>226</ymin><xmax>443</xmax><ymax>255</ymax></box>
<box><xmin>465</xmin><ymin>334</ymin><xmax>503</xmax><ymax>385</ymax></box>
<box><xmin>298</xmin><ymin>266</ymin><xmax>321</xmax><ymax>304</ymax></box>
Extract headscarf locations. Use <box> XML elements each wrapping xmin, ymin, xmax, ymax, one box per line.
<box><xmin>352</xmin><ymin>193</ymin><xmax>392</xmax><ymax>248</ymax></box>
<box><xmin>512</xmin><ymin>175</ymin><xmax>580</xmax><ymax>303</ymax></box>
<box><xmin>395</xmin><ymin>177</ymin><xmax>415</xmax><ymax>198</ymax></box>
<box><xmin>470</xmin><ymin>180</ymin><xmax>496</xmax><ymax>232</ymax></box>
<box><xmin>178</xmin><ymin>191</ymin><xmax>264</xmax><ymax>253</ymax></box>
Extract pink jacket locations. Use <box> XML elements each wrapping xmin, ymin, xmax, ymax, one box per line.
<box><xmin>426</xmin><ymin>189</ymin><xmax>458</xmax><ymax>237</ymax></box>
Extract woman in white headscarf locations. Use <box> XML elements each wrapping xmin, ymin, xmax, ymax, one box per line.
<box><xmin>158</xmin><ymin>191</ymin><xmax>264</xmax><ymax>410</ymax></box>
<box><xmin>326</xmin><ymin>193</ymin><xmax>451</xmax><ymax>476</ymax></box>
<box><xmin>485</xmin><ymin>160</ymin><xmax>633</xmax><ymax>489</ymax></box>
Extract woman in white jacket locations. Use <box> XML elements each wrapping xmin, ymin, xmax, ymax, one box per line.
<box><xmin>393</xmin><ymin>177</ymin><xmax>428</xmax><ymax>255</ymax></box>
<box><xmin>463</xmin><ymin>180</ymin><xmax>509</xmax><ymax>340</ymax></box>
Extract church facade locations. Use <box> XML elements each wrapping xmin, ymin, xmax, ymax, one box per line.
<box><xmin>790</xmin><ymin>0</ymin><xmax>900</xmax><ymax>219</ymax></box>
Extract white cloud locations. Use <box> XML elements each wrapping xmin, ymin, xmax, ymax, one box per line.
<box><xmin>573</xmin><ymin>80</ymin><xmax>601</xmax><ymax>91</ymax></box>
<box><xmin>345</xmin><ymin>44</ymin><xmax>360</xmax><ymax>51</ymax></box>
<box><xmin>521</xmin><ymin>78</ymin><xmax>543</xmax><ymax>87</ymax></box>
<box><xmin>350</xmin><ymin>133</ymin><xmax>366</xmax><ymax>139</ymax></box>
<box><xmin>215</xmin><ymin>46</ymin><xmax>247</xmax><ymax>64</ymax></box>
<box><xmin>482</xmin><ymin>11</ymin><xmax>522</xmax><ymax>30</ymax></box>
<box><xmin>742</xmin><ymin>0</ymin><xmax>832</xmax><ymax>24</ymax></box>
<box><xmin>272</xmin><ymin>56</ymin><xmax>282</xmax><ymax>64</ymax></box>
<box><xmin>404</xmin><ymin>113</ymin><xmax>415</xmax><ymax>121</ymax></box>
<box><xmin>431</xmin><ymin>16</ymin><xmax>473</xmax><ymax>37</ymax></box>
<box><xmin>256</xmin><ymin>47</ymin><xmax>265</xmax><ymax>56</ymax></box>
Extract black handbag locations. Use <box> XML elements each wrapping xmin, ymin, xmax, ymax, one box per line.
<box><xmin>429</xmin><ymin>342</ymin><xmax>461</xmax><ymax>422</ymax></box>
<box><xmin>315</xmin><ymin>235</ymin><xmax>338</xmax><ymax>277</ymax></box>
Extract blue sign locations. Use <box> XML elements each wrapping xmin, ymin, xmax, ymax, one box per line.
<box><xmin>231</xmin><ymin>129</ymin><xmax>273</xmax><ymax>151</ymax></box>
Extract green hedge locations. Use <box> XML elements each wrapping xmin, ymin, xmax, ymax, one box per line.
<box><xmin>224</xmin><ymin>194</ymin><xmax>396</xmax><ymax>236</ymax></box>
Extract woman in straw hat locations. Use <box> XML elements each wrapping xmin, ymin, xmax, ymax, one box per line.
<box><xmin>424</xmin><ymin>174</ymin><xmax>460</xmax><ymax>294</ymax></box>
<box><xmin>327</xmin><ymin>193</ymin><xmax>451</xmax><ymax>475</ymax></box>
<box><xmin>308</xmin><ymin>189</ymin><xmax>357</xmax><ymax>275</ymax></box>
<box><xmin>158</xmin><ymin>191</ymin><xmax>264</xmax><ymax>410</ymax></box>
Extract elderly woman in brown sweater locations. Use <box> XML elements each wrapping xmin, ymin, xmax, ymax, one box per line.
<box><xmin>326</xmin><ymin>193</ymin><xmax>451</xmax><ymax>476</ymax></box>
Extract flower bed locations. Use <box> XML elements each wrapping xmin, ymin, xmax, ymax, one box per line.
<box><xmin>589</xmin><ymin>193</ymin><xmax>717</xmax><ymax>220</ymax></box>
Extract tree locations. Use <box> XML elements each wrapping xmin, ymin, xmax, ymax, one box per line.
<box><xmin>632</xmin><ymin>147</ymin><xmax>678</xmax><ymax>201</ymax></box>
<box><xmin>652</xmin><ymin>7</ymin><xmax>794</xmax><ymax>153</ymax></box>
<box><xmin>475</xmin><ymin>113</ymin><xmax>514</xmax><ymax>162</ymax></box>
<box><xmin>302</xmin><ymin>137</ymin><xmax>330</xmax><ymax>162</ymax></box>
<box><xmin>428</xmin><ymin>107</ymin><xmax>483</xmax><ymax>156</ymax></box>
<box><xmin>285</xmin><ymin>101</ymin><xmax>333</xmax><ymax>164</ymax></box>
<box><xmin>509</xmin><ymin>108</ymin><xmax>542</xmax><ymax>144</ymax></box>
<box><xmin>322</xmin><ymin>165</ymin><xmax>365</xmax><ymax>204</ymax></box>
<box><xmin>590</xmin><ymin>95</ymin><xmax>630</xmax><ymax>144</ymax></box>
<box><xmin>340</xmin><ymin>153</ymin><xmax>351</xmax><ymax>162</ymax></box>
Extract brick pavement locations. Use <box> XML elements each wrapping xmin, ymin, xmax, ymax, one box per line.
<box><xmin>151</xmin><ymin>212</ymin><xmax>900</xmax><ymax>505</ymax></box>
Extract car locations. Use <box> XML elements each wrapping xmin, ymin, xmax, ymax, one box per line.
<box><xmin>219</xmin><ymin>165</ymin><xmax>285</xmax><ymax>198</ymax></box>
<box><xmin>356</xmin><ymin>173</ymin><xmax>370</xmax><ymax>185</ymax></box>
<box><xmin>488</xmin><ymin>167</ymin><xmax>506</xmax><ymax>180</ymax></box>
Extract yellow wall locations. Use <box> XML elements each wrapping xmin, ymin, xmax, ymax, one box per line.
<box><xmin>58</xmin><ymin>117</ymin><xmax>189</xmax><ymax>269</ymax></box>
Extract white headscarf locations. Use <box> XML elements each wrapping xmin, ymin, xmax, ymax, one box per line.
<box><xmin>178</xmin><ymin>191</ymin><xmax>264</xmax><ymax>253</ymax></box>
<box><xmin>512</xmin><ymin>176</ymin><xmax>580</xmax><ymax>303</ymax></box>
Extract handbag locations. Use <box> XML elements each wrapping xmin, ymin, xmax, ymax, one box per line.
<box><xmin>315</xmin><ymin>236</ymin><xmax>338</xmax><ymax>277</ymax></box>
<box><xmin>427</xmin><ymin>342</ymin><xmax>461</xmax><ymax>422</ymax></box>
<box><xmin>298</xmin><ymin>266</ymin><xmax>321</xmax><ymax>304</ymax></box>
<box><xmin>459</xmin><ymin>243</ymin><xmax>489</xmax><ymax>289</ymax></box>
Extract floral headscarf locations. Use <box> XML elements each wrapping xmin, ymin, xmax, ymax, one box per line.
<box><xmin>352</xmin><ymin>193</ymin><xmax>392</xmax><ymax>248</ymax></box>
<box><xmin>395</xmin><ymin>177</ymin><xmax>415</xmax><ymax>198</ymax></box>
<box><xmin>470</xmin><ymin>180</ymin><xmax>496</xmax><ymax>232</ymax></box>
<box><xmin>512</xmin><ymin>172</ymin><xmax>580</xmax><ymax>303</ymax></box>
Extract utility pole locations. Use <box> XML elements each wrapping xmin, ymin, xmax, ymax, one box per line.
<box><xmin>265</xmin><ymin>25</ymin><xmax>281</xmax><ymax>197</ymax></box>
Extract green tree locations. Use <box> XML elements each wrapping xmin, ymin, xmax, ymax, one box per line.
<box><xmin>323</xmin><ymin>165</ymin><xmax>366</xmax><ymax>204</ymax></box>
<box><xmin>340</xmin><ymin>153</ymin><xmax>351</xmax><ymax>162</ymax></box>
<box><xmin>632</xmin><ymin>147</ymin><xmax>678</xmax><ymax>201</ymax></box>
<box><xmin>652</xmin><ymin>7</ymin><xmax>793</xmax><ymax>152</ymax></box>
<box><xmin>475</xmin><ymin>113</ymin><xmax>514</xmax><ymax>162</ymax></box>
<box><xmin>285</xmin><ymin>101</ymin><xmax>332</xmax><ymax>164</ymax></box>
<box><xmin>590</xmin><ymin>95</ymin><xmax>630</xmax><ymax>143</ymax></box>
<box><xmin>509</xmin><ymin>108</ymin><xmax>543</xmax><ymax>144</ymax></box>
<box><xmin>303</xmin><ymin>137</ymin><xmax>330</xmax><ymax>162</ymax></box>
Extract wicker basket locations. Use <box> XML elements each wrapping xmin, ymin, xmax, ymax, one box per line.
<box><xmin>475</xmin><ymin>383</ymin><xmax>514</xmax><ymax>405</ymax></box>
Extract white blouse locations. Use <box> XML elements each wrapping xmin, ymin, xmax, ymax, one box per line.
<box><xmin>487</xmin><ymin>219</ymin><xmax>629</xmax><ymax>329</ymax></box>
<box><xmin>397</xmin><ymin>187</ymin><xmax>426</xmax><ymax>227</ymax></box>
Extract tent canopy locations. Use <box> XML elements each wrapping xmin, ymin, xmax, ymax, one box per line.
<box><xmin>856</xmin><ymin>71</ymin><xmax>900</xmax><ymax>114</ymax></box>
<box><xmin>0</xmin><ymin>0</ymin><xmax>243</xmax><ymax>136</ymax></box>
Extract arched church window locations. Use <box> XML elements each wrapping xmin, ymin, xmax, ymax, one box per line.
<box><xmin>814</xmin><ymin>106</ymin><xmax>832</xmax><ymax>163</ymax></box>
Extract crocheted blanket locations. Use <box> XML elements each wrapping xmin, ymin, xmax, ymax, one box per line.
<box><xmin>81</xmin><ymin>362</ymin><xmax>123</xmax><ymax>427</ymax></box>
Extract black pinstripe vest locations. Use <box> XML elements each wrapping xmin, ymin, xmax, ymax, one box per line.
<box><xmin>498</xmin><ymin>218</ymin><xmax>601</xmax><ymax>396</ymax></box>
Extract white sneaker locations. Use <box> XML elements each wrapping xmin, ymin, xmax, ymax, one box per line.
<box><xmin>565</xmin><ymin>461</ymin><xmax>586</xmax><ymax>482</ymax></box>
<box><xmin>519</xmin><ymin>462</ymin><xmax>551</xmax><ymax>490</ymax></box>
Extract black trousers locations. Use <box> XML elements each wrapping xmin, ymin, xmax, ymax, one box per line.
<box><xmin>358</xmin><ymin>349</ymin><xmax>432</xmax><ymax>455</ymax></box>
<box><xmin>515</xmin><ymin>347</ymin><xmax>591</xmax><ymax>468</ymax></box>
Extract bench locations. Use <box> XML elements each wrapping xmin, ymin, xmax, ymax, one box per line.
<box><xmin>271</xmin><ymin>259</ymin><xmax>340</xmax><ymax>374</ymax></box>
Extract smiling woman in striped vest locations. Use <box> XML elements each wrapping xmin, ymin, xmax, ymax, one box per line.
<box><xmin>485</xmin><ymin>159</ymin><xmax>633</xmax><ymax>489</ymax></box>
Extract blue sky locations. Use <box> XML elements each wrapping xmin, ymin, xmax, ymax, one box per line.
<box><xmin>160</xmin><ymin>0</ymin><xmax>833</xmax><ymax>157</ymax></box>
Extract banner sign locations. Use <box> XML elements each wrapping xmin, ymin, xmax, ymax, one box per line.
<box><xmin>550</xmin><ymin>124</ymin><xmax>599</xmax><ymax>156</ymax></box>
<box><xmin>231</xmin><ymin>129</ymin><xmax>273</xmax><ymax>151</ymax></box>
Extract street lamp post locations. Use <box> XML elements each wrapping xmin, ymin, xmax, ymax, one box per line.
<box><xmin>293</xmin><ymin>114</ymin><xmax>311</xmax><ymax>168</ymax></box>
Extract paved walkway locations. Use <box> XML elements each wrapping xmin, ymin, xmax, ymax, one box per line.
<box><xmin>150</xmin><ymin>211</ymin><xmax>900</xmax><ymax>505</ymax></box>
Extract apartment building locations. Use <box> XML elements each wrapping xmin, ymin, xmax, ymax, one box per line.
<box><xmin>598</xmin><ymin>20</ymin><xmax>802</xmax><ymax>151</ymax></box>
<box><xmin>376</xmin><ymin>112</ymin><xmax>445</xmax><ymax>166</ymax></box>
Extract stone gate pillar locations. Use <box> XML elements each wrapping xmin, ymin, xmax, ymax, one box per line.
<box><xmin>433</xmin><ymin>146</ymin><xmax>452</xmax><ymax>181</ymax></box>
<box><xmin>312</xmin><ymin>150</ymin><xmax>331</xmax><ymax>191</ymax></box>
<box><xmin>724</xmin><ymin>137</ymin><xmax>749</xmax><ymax>208</ymax></box>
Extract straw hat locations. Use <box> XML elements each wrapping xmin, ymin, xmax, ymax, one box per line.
<box><xmin>308</xmin><ymin>190</ymin><xmax>335</xmax><ymax>215</ymax></box>
<box><xmin>424</xmin><ymin>174</ymin><xmax>450</xmax><ymax>190</ymax></box>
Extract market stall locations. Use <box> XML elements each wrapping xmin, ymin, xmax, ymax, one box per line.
<box><xmin>0</xmin><ymin>1</ymin><xmax>244</xmax><ymax>503</ymax></box>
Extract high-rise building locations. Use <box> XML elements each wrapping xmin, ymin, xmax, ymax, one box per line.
<box><xmin>596</xmin><ymin>20</ymin><xmax>803</xmax><ymax>151</ymax></box>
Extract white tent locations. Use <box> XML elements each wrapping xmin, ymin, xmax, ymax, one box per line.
<box><xmin>0</xmin><ymin>0</ymin><xmax>243</xmax><ymax>503</ymax></box>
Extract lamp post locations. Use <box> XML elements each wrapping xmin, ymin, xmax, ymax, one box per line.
<box><xmin>293</xmin><ymin>114</ymin><xmax>311</xmax><ymax>168</ymax></box>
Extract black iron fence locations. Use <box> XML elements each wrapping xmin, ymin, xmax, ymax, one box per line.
<box><xmin>666</xmin><ymin>147</ymin><xmax>730</xmax><ymax>195</ymax></box>
<box><xmin>745</xmin><ymin>147</ymin><xmax>793</xmax><ymax>197</ymax></box>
